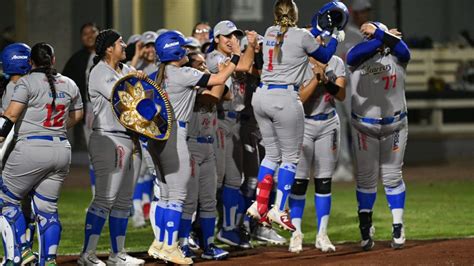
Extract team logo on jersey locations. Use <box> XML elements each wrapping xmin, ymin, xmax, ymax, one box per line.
<box><xmin>392</xmin><ymin>130</ymin><xmax>400</xmax><ymax>152</ymax></box>
<box><xmin>111</xmin><ymin>74</ymin><xmax>173</xmax><ymax>141</ymax></box>
<box><xmin>49</xmin><ymin>92</ymin><xmax>66</xmax><ymax>98</ymax></box>
<box><xmin>360</xmin><ymin>63</ymin><xmax>391</xmax><ymax>76</ymax></box>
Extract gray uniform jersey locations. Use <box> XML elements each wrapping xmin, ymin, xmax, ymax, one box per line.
<box><xmin>206</xmin><ymin>50</ymin><xmax>243</xmax><ymax>112</ymax></box>
<box><xmin>187</xmin><ymin>98</ymin><xmax>217</xmax><ymax>138</ymax></box>
<box><xmin>136</xmin><ymin>61</ymin><xmax>159</xmax><ymax>76</ymax></box>
<box><xmin>89</xmin><ymin>61</ymin><xmax>133</xmax><ymax>132</ymax></box>
<box><xmin>303</xmin><ymin>56</ymin><xmax>346</xmax><ymax>116</ymax></box>
<box><xmin>12</xmin><ymin>73</ymin><xmax>83</xmax><ymax>138</ymax></box>
<box><xmin>1</xmin><ymin>82</ymin><xmax>16</xmax><ymax>112</ymax></box>
<box><xmin>261</xmin><ymin>26</ymin><xmax>320</xmax><ymax>86</ymax></box>
<box><xmin>163</xmin><ymin>65</ymin><xmax>204</xmax><ymax>122</ymax></box>
<box><xmin>350</xmin><ymin>53</ymin><xmax>407</xmax><ymax>118</ymax></box>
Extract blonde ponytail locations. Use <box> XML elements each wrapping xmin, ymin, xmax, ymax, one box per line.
<box><xmin>273</xmin><ymin>0</ymin><xmax>298</xmax><ymax>62</ymax></box>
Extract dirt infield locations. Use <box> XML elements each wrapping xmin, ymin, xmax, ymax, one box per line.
<box><xmin>58</xmin><ymin>238</ymin><xmax>474</xmax><ymax>265</ymax></box>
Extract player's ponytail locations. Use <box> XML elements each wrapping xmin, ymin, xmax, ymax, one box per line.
<box><xmin>30</xmin><ymin>42</ymin><xmax>57</xmax><ymax>110</ymax></box>
<box><xmin>154</xmin><ymin>62</ymin><xmax>167</xmax><ymax>87</ymax></box>
<box><xmin>273</xmin><ymin>0</ymin><xmax>298</xmax><ymax>62</ymax></box>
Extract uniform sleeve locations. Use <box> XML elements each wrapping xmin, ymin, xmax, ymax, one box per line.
<box><xmin>88</xmin><ymin>67</ymin><xmax>113</xmax><ymax>99</ymax></box>
<box><xmin>327</xmin><ymin>56</ymin><xmax>346</xmax><ymax>78</ymax></box>
<box><xmin>11</xmin><ymin>78</ymin><xmax>30</xmax><ymax>104</ymax></box>
<box><xmin>206</xmin><ymin>52</ymin><xmax>227</xmax><ymax>74</ymax></box>
<box><xmin>301</xmin><ymin>30</ymin><xmax>320</xmax><ymax>55</ymax></box>
<box><xmin>177</xmin><ymin>67</ymin><xmax>205</xmax><ymax>88</ymax></box>
<box><xmin>70</xmin><ymin>80</ymin><xmax>84</xmax><ymax>111</ymax></box>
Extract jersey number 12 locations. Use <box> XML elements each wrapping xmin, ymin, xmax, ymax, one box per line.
<box><xmin>44</xmin><ymin>103</ymin><xmax>66</xmax><ymax>127</ymax></box>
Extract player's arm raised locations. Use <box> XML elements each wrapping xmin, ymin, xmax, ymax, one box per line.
<box><xmin>207</xmin><ymin>36</ymin><xmax>241</xmax><ymax>86</ymax></box>
<box><xmin>235</xmin><ymin>31</ymin><xmax>258</xmax><ymax>73</ymax></box>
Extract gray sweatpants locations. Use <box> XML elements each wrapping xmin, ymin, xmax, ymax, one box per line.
<box><xmin>182</xmin><ymin>139</ymin><xmax>217</xmax><ymax>220</ymax></box>
<box><xmin>1</xmin><ymin>138</ymin><xmax>71</xmax><ymax>213</ymax></box>
<box><xmin>88</xmin><ymin>131</ymin><xmax>142</xmax><ymax>212</ymax></box>
<box><xmin>351</xmin><ymin>119</ymin><xmax>408</xmax><ymax>189</ymax></box>
<box><xmin>147</xmin><ymin>122</ymin><xmax>191</xmax><ymax>205</ymax></box>
<box><xmin>251</xmin><ymin>87</ymin><xmax>304</xmax><ymax>164</ymax></box>
<box><xmin>296</xmin><ymin>116</ymin><xmax>340</xmax><ymax>180</ymax></box>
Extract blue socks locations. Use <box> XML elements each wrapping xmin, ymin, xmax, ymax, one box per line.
<box><xmin>200</xmin><ymin>213</ymin><xmax>216</xmax><ymax>250</ymax></box>
<box><xmin>109</xmin><ymin>209</ymin><xmax>130</xmax><ymax>254</ymax></box>
<box><xmin>164</xmin><ymin>202</ymin><xmax>182</xmax><ymax>246</ymax></box>
<box><xmin>222</xmin><ymin>185</ymin><xmax>240</xmax><ymax>231</ymax></box>
<box><xmin>83</xmin><ymin>204</ymin><xmax>108</xmax><ymax>253</ymax></box>
<box><xmin>276</xmin><ymin>163</ymin><xmax>297</xmax><ymax>211</ymax></box>
<box><xmin>356</xmin><ymin>187</ymin><xmax>377</xmax><ymax>213</ymax></box>
<box><xmin>315</xmin><ymin>193</ymin><xmax>331</xmax><ymax>233</ymax></box>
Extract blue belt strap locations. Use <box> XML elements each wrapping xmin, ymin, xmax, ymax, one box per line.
<box><xmin>351</xmin><ymin>112</ymin><xmax>407</xmax><ymax>125</ymax></box>
<box><xmin>26</xmin><ymin>136</ymin><xmax>67</xmax><ymax>141</ymax></box>
<box><xmin>196</xmin><ymin>136</ymin><xmax>214</xmax><ymax>144</ymax></box>
<box><xmin>305</xmin><ymin>110</ymin><xmax>336</xmax><ymax>121</ymax></box>
<box><xmin>259</xmin><ymin>83</ymin><xmax>299</xmax><ymax>91</ymax></box>
<box><xmin>1</xmin><ymin>185</ymin><xmax>21</xmax><ymax>201</ymax></box>
<box><xmin>226</xmin><ymin>111</ymin><xmax>238</xmax><ymax>119</ymax></box>
<box><xmin>178</xmin><ymin>121</ymin><xmax>187</xmax><ymax>128</ymax></box>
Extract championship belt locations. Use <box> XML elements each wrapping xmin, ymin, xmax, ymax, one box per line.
<box><xmin>111</xmin><ymin>73</ymin><xmax>173</xmax><ymax>141</ymax></box>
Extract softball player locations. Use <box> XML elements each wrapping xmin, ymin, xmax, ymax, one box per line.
<box><xmin>288</xmin><ymin>54</ymin><xmax>346</xmax><ymax>253</ymax></box>
<box><xmin>78</xmin><ymin>29</ymin><xmax>145</xmax><ymax>266</ymax></box>
<box><xmin>145</xmin><ymin>30</ymin><xmax>241</xmax><ymax>265</ymax></box>
<box><xmin>0</xmin><ymin>42</ymin><xmax>37</xmax><ymax>265</ymax></box>
<box><xmin>178</xmin><ymin>51</ymin><xmax>231</xmax><ymax>260</ymax></box>
<box><xmin>346</xmin><ymin>22</ymin><xmax>410</xmax><ymax>250</ymax></box>
<box><xmin>246</xmin><ymin>0</ymin><xmax>343</xmax><ymax>231</ymax></box>
<box><xmin>206</xmin><ymin>20</ymin><xmax>257</xmax><ymax>247</ymax></box>
<box><xmin>0</xmin><ymin>42</ymin><xmax>83</xmax><ymax>266</ymax></box>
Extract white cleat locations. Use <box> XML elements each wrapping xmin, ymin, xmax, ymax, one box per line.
<box><xmin>360</xmin><ymin>226</ymin><xmax>375</xmax><ymax>251</ymax></box>
<box><xmin>106</xmin><ymin>252</ymin><xmax>145</xmax><ymax>266</ymax></box>
<box><xmin>246</xmin><ymin>201</ymin><xmax>262</xmax><ymax>220</ymax></box>
<box><xmin>77</xmin><ymin>252</ymin><xmax>106</xmax><ymax>266</ymax></box>
<box><xmin>288</xmin><ymin>232</ymin><xmax>303</xmax><ymax>253</ymax></box>
<box><xmin>267</xmin><ymin>207</ymin><xmax>296</xmax><ymax>232</ymax></box>
<box><xmin>253</xmin><ymin>225</ymin><xmax>287</xmax><ymax>245</ymax></box>
<box><xmin>315</xmin><ymin>234</ymin><xmax>336</xmax><ymax>252</ymax></box>
<box><xmin>147</xmin><ymin>240</ymin><xmax>163</xmax><ymax>259</ymax></box>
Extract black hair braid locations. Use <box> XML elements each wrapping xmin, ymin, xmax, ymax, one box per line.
<box><xmin>31</xmin><ymin>42</ymin><xmax>57</xmax><ymax>110</ymax></box>
<box><xmin>92</xmin><ymin>29</ymin><xmax>121</xmax><ymax>69</ymax></box>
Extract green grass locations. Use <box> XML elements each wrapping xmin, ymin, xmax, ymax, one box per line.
<box><xmin>15</xmin><ymin>179</ymin><xmax>474</xmax><ymax>255</ymax></box>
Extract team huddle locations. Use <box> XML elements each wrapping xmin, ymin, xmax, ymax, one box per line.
<box><xmin>0</xmin><ymin>0</ymin><xmax>411</xmax><ymax>265</ymax></box>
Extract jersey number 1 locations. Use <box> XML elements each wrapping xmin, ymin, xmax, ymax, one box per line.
<box><xmin>44</xmin><ymin>104</ymin><xmax>65</xmax><ymax>127</ymax></box>
<box><xmin>267</xmin><ymin>48</ymin><xmax>274</xmax><ymax>71</ymax></box>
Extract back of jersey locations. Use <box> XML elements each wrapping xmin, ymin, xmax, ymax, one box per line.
<box><xmin>261</xmin><ymin>26</ymin><xmax>319</xmax><ymax>87</ymax></box>
<box><xmin>12</xmin><ymin>72</ymin><xmax>82</xmax><ymax>138</ymax></box>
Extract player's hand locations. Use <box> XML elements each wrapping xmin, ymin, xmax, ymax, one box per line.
<box><xmin>132</xmin><ymin>70</ymin><xmax>147</xmax><ymax>80</ymax></box>
<box><xmin>135</xmin><ymin>41</ymin><xmax>145</xmax><ymax>57</ymax></box>
<box><xmin>389</xmin><ymin>28</ymin><xmax>402</xmax><ymax>37</ymax></box>
<box><xmin>246</xmin><ymin>30</ymin><xmax>258</xmax><ymax>48</ymax></box>
<box><xmin>313</xmin><ymin>61</ymin><xmax>327</xmax><ymax>83</ymax></box>
<box><xmin>230</xmin><ymin>35</ymin><xmax>241</xmax><ymax>55</ymax></box>
<box><xmin>331</xmin><ymin>29</ymin><xmax>345</xmax><ymax>43</ymax></box>
<box><xmin>360</xmin><ymin>23</ymin><xmax>377</xmax><ymax>39</ymax></box>
<box><xmin>0</xmin><ymin>137</ymin><xmax>4</xmax><ymax>143</ymax></box>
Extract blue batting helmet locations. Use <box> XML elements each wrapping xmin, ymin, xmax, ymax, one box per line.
<box><xmin>155</xmin><ymin>31</ymin><xmax>192</xmax><ymax>63</ymax></box>
<box><xmin>311</xmin><ymin>1</ymin><xmax>349</xmax><ymax>37</ymax></box>
<box><xmin>1</xmin><ymin>43</ymin><xmax>31</xmax><ymax>75</ymax></box>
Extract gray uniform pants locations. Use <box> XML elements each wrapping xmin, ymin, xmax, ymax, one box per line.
<box><xmin>1</xmin><ymin>138</ymin><xmax>71</xmax><ymax>213</ymax></box>
<box><xmin>296</xmin><ymin>116</ymin><xmax>340</xmax><ymax>180</ymax></box>
<box><xmin>88</xmin><ymin>131</ymin><xmax>142</xmax><ymax>212</ymax></box>
<box><xmin>214</xmin><ymin>118</ymin><xmax>243</xmax><ymax>189</ymax></box>
<box><xmin>251</xmin><ymin>87</ymin><xmax>304</xmax><ymax>164</ymax></box>
<box><xmin>351</xmin><ymin>119</ymin><xmax>408</xmax><ymax>189</ymax></box>
<box><xmin>147</xmin><ymin>122</ymin><xmax>191</xmax><ymax>205</ymax></box>
<box><xmin>182</xmin><ymin>139</ymin><xmax>217</xmax><ymax>220</ymax></box>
